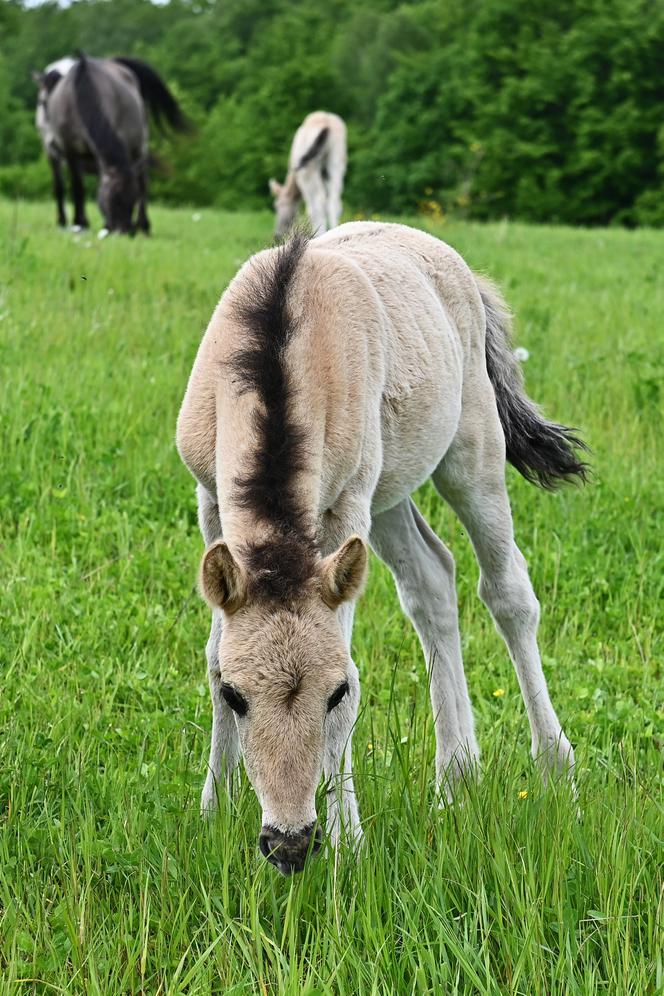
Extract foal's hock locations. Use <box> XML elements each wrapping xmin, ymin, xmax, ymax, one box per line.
<box><xmin>176</xmin><ymin>222</ymin><xmax>587</xmax><ymax>874</ymax></box>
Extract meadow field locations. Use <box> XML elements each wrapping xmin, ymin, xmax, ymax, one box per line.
<box><xmin>0</xmin><ymin>199</ymin><xmax>662</xmax><ymax>994</ymax></box>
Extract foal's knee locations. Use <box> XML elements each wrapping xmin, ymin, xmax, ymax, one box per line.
<box><xmin>479</xmin><ymin>570</ymin><xmax>540</xmax><ymax>633</ymax></box>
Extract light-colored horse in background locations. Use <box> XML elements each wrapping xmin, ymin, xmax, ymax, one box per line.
<box><xmin>269</xmin><ymin>111</ymin><xmax>347</xmax><ymax>238</ymax></box>
<box><xmin>177</xmin><ymin>222</ymin><xmax>587</xmax><ymax>875</ymax></box>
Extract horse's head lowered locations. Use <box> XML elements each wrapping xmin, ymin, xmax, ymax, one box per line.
<box><xmin>199</xmin><ymin>534</ymin><xmax>367</xmax><ymax>873</ymax></box>
<box><xmin>269</xmin><ymin>176</ymin><xmax>301</xmax><ymax>240</ymax></box>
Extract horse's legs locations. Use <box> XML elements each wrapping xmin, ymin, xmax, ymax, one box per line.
<box><xmin>325</xmin><ymin>154</ymin><xmax>346</xmax><ymax>231</ymax></box>
<box><xmin>49</xmin><ymin>156</ymin><xmax>66</xmax><ymax>227</ymax></box>
<box><xmin>67</xmin><ymin>155</ymin><xmax>89</xmax><ymax>229</ymax></box>
<box><xmin>136</xmin><ymin>160</ymin><xmax>151</xmax><ymax>235</ymax></box>
<box><xmin>432</xmin><ymin>402</ymin><xmax>574</xmax><ymax>780</ymax></box>
<box><xmin>320</xmin><ymin>503</ymin><xmax>369</xmax><ymax>845</ymax></box>
<box><xmin>370</xmin><ymin>499</ymin><xmax>479</xmax><ymax>800</ymax></box>
<box><xmin>197</xmin><ymin>483</ymin><xmax>241</xmax><ymax>813</ymax></box>
<box><xmin>297</xmin><ymin>168</ymin><xmax>328</xmax><ymax>236</ymax></box>
<box><xmin>323</xmin><ymin>602</ymin><xmax>362</xmax><ymax>845</ymax></box>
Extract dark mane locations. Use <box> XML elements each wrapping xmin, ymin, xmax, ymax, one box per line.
<box><xmin>228</xmin><ymin>232</ymin><xmax>318</xmax><ymax>601</ymax></box>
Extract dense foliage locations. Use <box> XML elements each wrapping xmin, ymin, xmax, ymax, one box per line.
<box><xmin>1</xmin><ymin>0</ymin><xmax>664</xmax><ymax>225</ymax></box>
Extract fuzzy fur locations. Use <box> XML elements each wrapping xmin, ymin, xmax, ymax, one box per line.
<box><xmin>177</xmin><ymin>222</ymin><xmax>587</xmax><ymax>868</ymax></box>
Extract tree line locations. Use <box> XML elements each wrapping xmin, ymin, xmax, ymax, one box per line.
<box><xmin>1</xmin><ymin>0</ymin><xmax>663</xmax><ymax>226</ymax></box>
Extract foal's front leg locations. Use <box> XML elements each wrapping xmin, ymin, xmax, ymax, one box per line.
<box><xmin>197</xmin><ymin>484</ymin><xmax>241</xmax><ymax>813</ymax></box>
<box><xmin>370</xmin><ymin>499</ymin><xmax>480</xmax><ymax>802</ymax></box>
<box><xmin>323</xmin><ymin>601</ymin><xmax>363</xmax><ymax>846</ymax></box>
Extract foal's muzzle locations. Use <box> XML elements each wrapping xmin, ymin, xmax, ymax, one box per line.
<box><xmin>259</xmin><ymin>823</ymin><xmax>323</xmax><ymax>874</ymax></box>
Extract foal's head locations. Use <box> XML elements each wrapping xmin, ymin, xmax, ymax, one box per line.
<box><xmin>269</xmin><ymin>176</ymin><xmax>301</xmax><ymax>239</ymax></box>
<box><xmin>200</xmin><ymin>534</ymin><xmax>367</xmax><ymax>874</ymax></box>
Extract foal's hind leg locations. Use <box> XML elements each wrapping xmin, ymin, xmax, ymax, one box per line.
<box><xmin>197</xmin><ymin>484</ymin><xmax>241</xmax><ymax>813</ymax></box>
<box><xmin>433</xmin><ymin>401</ymin><xmax>574</xmax><ymax>780</ymax></box>
<box><xmin>370</xmin><ymin>499</ymin><xmax>479</xmax><ymax>801</ymax></box>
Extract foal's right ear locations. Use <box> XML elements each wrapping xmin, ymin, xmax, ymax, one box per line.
<box><xmin>268</xmin><ymin>178</ymin><xmax>282</xmax><ymax>197</ymax></box>
<box><xmin>199</xmin><ymin>541</ymin><xmax>247</xmax><ymax>614</ymax></box>
<box><xmin>319</xmin><ymin>535</ymin><xmax>368</xmax><ymax>609</ymax></box>
<box><xmin>31</xmin><ymin>70</ymin><xmax>45</xmax><ymax>86</ymax></box>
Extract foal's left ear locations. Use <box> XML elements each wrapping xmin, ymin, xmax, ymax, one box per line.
<box><xmin>268</xmin><ymin>178</ymin><xmax>282</xmax><ymax>197</ymax></box>
<box><xmin>319</xmin><ymin>536</ymin><xmax>368</xmax><ymax>609</ymax></box>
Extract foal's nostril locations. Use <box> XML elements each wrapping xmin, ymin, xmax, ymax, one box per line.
<box><xmin>259</xmin><ymin>830</ymin><xmax>275</xmax><ymax>859</ymax></box>
<box><xmin>258</xmin><ymin>823</ymin><xmax>322</xmax><ymax>874</ymax></box>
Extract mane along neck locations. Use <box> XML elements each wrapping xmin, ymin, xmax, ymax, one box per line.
<box><xmin>227</xmin><ymin>233</ymin><xmax>318</xmax><ymax>602</ymax></box>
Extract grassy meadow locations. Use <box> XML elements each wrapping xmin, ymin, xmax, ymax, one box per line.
<box><xmin>0</xmin><ymin>199</ymin><xmax>662</xmax><ymax>994</ymax></box>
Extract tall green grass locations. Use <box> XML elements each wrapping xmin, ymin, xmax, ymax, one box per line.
<box><xmin>0</xmin><ymin>201</ymin><xmax>662</xmax><ymax>994</ymax></box>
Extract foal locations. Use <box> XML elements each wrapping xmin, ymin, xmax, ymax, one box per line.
<box><xmin>269</xmin><ymin>111</ymin><xmax>347</xmax><ymax>238</ymax></box>
<box><xmin>176</xmin><ymin>223</ymin><xmax>586</xmax><ymax>874</ymax></box>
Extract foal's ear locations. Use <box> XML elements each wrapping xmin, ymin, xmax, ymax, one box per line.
<box><xmin>319</xmin><ymin>535</ymin><xmax>368</xmax><ymax>609</ymax></box>
<box><xmin>268</xmin><ymin>178</ymin><xmax>282</xmax><ymax>197</ymax></box>
<box><xmin>199</xmin><ymin>541</ymin><xmax>247</xmax><ymax>614</ymax></box>
<box><xmin>31</xmin><ymin>70</ymin><xmax>45</xmax><ymax>86</ymax></box>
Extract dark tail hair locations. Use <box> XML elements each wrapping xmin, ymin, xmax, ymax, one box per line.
<box><xmin>478</xmin><ymin>275</ymin><xmax>589</xmax><ymax>489</ymax></box>
<box><xmin>73</xmin><ymin>52</ymin><xmax>131</xmax><ymax>173</ymax></box>
<box><xmin>296</xmin><ymin>127</ymin><xmax>329</xmax><ymax>170</ymax></box>
<box><xmin>113</xmin><ymin>57</ymin><xmax>190</xmax><ymax>133</ymax></box>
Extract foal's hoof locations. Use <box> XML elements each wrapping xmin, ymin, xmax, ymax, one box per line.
<box><xmin>533</xmin><ymin>734</ymin><xmax>575</xmax><ymax>778</ymax></box>
<box><xmin>436</xmin><ymin>749</ymin><xmax>481</xmax><ymax>807</ymax></box>
<box><xmin>200</xmin><ymin>777</ymin><xmax>220</xmax><ymax>817</ymax></box>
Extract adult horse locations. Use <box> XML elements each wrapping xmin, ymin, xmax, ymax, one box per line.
<box><xmin>33</xmin><ymin>53</ymin><xmax>187</xmax><ymax>233</ymax></box>
<box><xmin>176</xmin><ymin>223</ymin><xmax>588</xmax><ymax>874</ymax></box>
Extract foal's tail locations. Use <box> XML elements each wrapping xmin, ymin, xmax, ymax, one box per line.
<box><xmin>73</xmin><ymin>52</ymin><xmax>131</xmax><ymax>173</ymax></box>
<box><xmin>113</xmin><ymin>57</ymin><xmax>190</xmax><ymax>133</ymax></box>
<box><xmin>477</xmin><ymin>275</ymin><xmax>589</xmax><ymax>489</ymax></box>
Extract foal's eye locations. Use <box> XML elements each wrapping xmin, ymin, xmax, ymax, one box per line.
<box><xmin>220</xmin><ymin>683</ymin><xmax>248</xmax><ymax>717</ymax></box>
<box><xmin>327</xmin><ymin>681</ymin><xmax>349</xmax><ymax>712</ymax></box>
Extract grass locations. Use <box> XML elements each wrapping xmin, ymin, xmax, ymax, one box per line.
<box><xmin>0</xmin><ymin>199</ymin><xmax>662</xmax><ymax>994</ymax></box>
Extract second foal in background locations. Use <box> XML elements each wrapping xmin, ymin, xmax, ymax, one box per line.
<box><xmin>269</xmin><ymin>111</ymin><xmax>347</xmax><ymax>238</ymax></box>
<box><xmin>177</xmin><ymin>223</ymin><xmax>587</xmax><ymax>874</ymax></box>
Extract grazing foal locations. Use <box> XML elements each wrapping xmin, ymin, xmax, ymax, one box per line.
<box><xmin>269</xmin><ymin>111</ymin><xmax>347</xmax><ymax>238</ymax></box>
<box><xmin>176</xmin><ymin>223</ymin><xmax>587</xmax><ymax>874</ymax></box>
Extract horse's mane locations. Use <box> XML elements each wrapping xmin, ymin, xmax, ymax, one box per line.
<box><xmin>72</xmin><ymin>54</ymin><xmax>132</xmax><ymax>175</ymax></box>
<box><xmin>227</xmin><ymin>232</ymin><xmax>319</xmax><ymax>602</ymax></box>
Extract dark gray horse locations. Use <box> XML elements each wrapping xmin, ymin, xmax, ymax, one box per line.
<box><xmin>33</xmin><ymin>54</ymin><xmax>187</xmax><ymax>234</ymax></box>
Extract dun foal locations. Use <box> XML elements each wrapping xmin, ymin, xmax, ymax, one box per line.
<box><xmin>269</xmin><ymin>111</ymin><xmax>347</xmax><ymax>238</ymax></box>
<box><xmin>177</xmin><ymin>223</ymin><xmax>587</xmax><ymax>874</ymax></box>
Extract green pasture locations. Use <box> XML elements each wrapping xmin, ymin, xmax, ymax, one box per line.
<box><xmin>0</xmin><ymin>200</ymin><xmax>662</xmax><ymax>994</ymax></box>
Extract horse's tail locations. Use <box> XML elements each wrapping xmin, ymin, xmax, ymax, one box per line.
<box><xmin>113</xmin><ymin>57</ymin><xmax>190</xmax><ymax>133</ymax></box>
<box><xmin>73</xmin><ymin>52</ymin><xmax>132</xmax><ymax>174</ymax></box>
<box><xmin>296</xmin><ymin>127</ymin><xmax>329</xmax><ymax>170</ymax></box>
<box><xmin>477</xmin><ymin>274</ymin><xmax>589</xmax><ymax>489</ymax></box>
